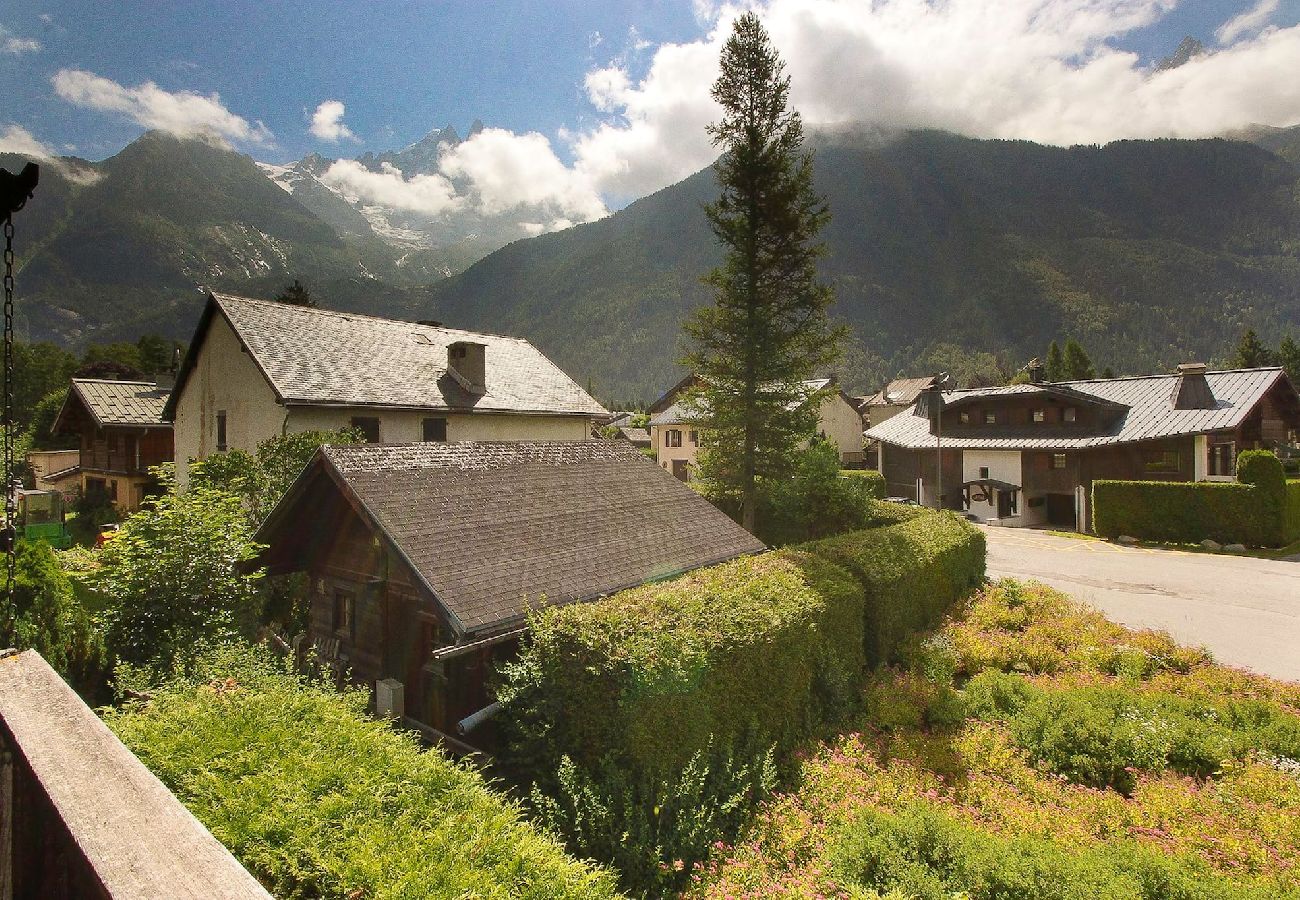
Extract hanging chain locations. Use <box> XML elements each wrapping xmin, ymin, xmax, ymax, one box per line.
<box><xmin>4</xmin><ymin>213</ymin><xmax>16</xmax><ymax>600</ymax></box>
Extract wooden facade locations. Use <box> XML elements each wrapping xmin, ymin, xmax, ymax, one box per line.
<box><xmin>53</xmin><ymin>389</ymin><xmax>173</xmax><ymax>513</ymax></box>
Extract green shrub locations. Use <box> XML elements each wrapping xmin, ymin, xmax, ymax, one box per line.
<box><xmin>106</xmin><ymin>644</ymin><xmax>620</xmax><ymax>900</ymax></box>
<box><xmin>840</xmin><ymin>468</ymin><xmax>886</xmax><ymax>496</ymax></box>
<box><xmin>757</xmin><ymin>439</ymin><xmax>880</xmax><ymax>545</ymax></box>
<box><xmin>1093</xmin><ymin>451</ymin><xmax>1292</xmax><ymax>547</ymax></box>
<box><xmin>828</xmin><ymin>803</ymin><xmax>1293</xmax><ymax>900</ymax></box>
<box><xmin>530</xmin><ymin>740</ymin><xmax>776</xmax><ymax>897</ymax></box>
<box><xmin>962</xmin><ymin>670</ymin><xmax>1042</xmax><ymax>720</ymax></box>
<box><xmin>500</xmin><ymin>549</ymin><xmax>864</xmax><ymax>778</ymax></box>
<box><xmin>802</xmin><ymin>510</ymin><xmax>986</xmax><ymax>667</ymax></box>
<box><xmin>1285</xmin><ymin>480</ymin><xmax>1300</xmax><ymax>543</ymax></box>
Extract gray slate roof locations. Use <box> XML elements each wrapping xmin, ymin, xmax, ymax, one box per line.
<box><xmin>262</xmin><ymin>441</ymin><xmax>765</xmax><ymax>637</ymax></box>
<box><xmin>650</xmin><ymin>378</ymin><xmax>833</xmax><ymax>426</ymax></box>
<box><xmin>59</xmin><ymin>379</ymin><xmax>171</xmax><ymax>428</ymax></box>
<box><xmin>866</xmin><ymin>368</ymin><xmax>1292</xmax><ymax>450</ymax></box>
<box><xmin>861</xmin><ymin>376</ymin><xmax>938</xmax><ymax>408</ymax></box>
<box><xmin>170</xmin><ymin>293</ymin><xmax>606</xmax><ymax>418</ymax></box>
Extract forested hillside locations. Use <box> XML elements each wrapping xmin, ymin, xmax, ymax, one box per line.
<box><xmin>427</xmin><ymin>130</ymin><xmax>1300</xmax><ymax>399</ymax></box>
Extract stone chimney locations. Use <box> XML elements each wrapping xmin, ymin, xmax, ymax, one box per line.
<box><xmin>447</xmin><ymin>341</ymin><xmax>487</xmax><ymax>395</ymax></box>
<box><xmin>1170</xmin><ymin>362</ymin><xmax>1215</xmax><ymax>410</ymax></box>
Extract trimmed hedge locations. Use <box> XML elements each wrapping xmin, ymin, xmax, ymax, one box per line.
<box><xmin>1093</xmin><ymin>450</ymin><xmax>1294</xmax><ymax>547</ymax></box>
<box><xmin>502</xmin><ymin>549</ymin><xmax>865</xmax><ymax>777</ymax></box>
<box><xmin>839</xmin><ymin>468</ymin><xmax>885</xmax><ymax>498</ymax></box>
<box><xmin>803</xmin><ymin>511</ymin><xmax>987</xmax><ymax>667</ymax></box>
<box><xmin>1286</xmin><ymin>480</ymin><xmax>1300</xmax><ymax>544</ymax></box>
<box><xmin>109</xmin><ymin>645</ymin><xmax>619</xmax><ymax>900</ymax></box>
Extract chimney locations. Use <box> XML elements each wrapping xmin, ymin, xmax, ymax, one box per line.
<box><xmin>1170</xmin><ymin>362</ymin><xmax>1215</xmax><ymax>410</ymax></box>
<box><xmin>447</xmin><ymin>341</ymin><xmax>487</xmax><ymax>395</ymax></box>
<box><xmin>155</xmin><ymin>347</ymin><xmax>181</xmax><ymax>391</ymax></box>
<box><xmin>1026</xmin><ymin>358</ymin><xmax>1046</xmax><ymax>383</ymax></box>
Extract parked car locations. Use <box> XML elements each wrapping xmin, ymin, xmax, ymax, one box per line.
<box><xmin>882</xmin><ymin>496</ymin><xmax>920</xmax><ymax>506</ymax></box>
<box><xmin>96</xmin><ymin>523</ymin><xmax>120</xmax><ymax>547</ymax></box>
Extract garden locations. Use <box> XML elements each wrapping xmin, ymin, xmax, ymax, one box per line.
<box><xmin>688</xmin><ymin>580</ymin><xmax>1300</xmax><ymax>900</ymax></box>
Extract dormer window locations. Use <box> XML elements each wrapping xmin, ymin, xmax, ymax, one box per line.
<box><xmin>1063</xmin><ymin>407</ymin><xmax>1077</xmax><ymax>423</ymax></box>
<box><xmin>984</xmin><ymin>411</ymin><xmax>997</xmax><ymax>425</ymax></box>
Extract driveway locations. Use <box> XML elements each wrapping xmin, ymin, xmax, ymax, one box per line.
<box><xmin>981</xmin><ymin>527</ymin><xmax>1300</xmax><ymax>683</ymax></box>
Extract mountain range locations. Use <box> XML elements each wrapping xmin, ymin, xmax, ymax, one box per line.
<box><xmin>4</xmin><ymin>123</ymin><xmax>1300</xmax><ymax>401</ymax></box>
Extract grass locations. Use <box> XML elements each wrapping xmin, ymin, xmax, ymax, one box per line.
<box><xmin>685</xmin><ymin>580</ymin><xmax>1300</xmax><ymax>899</ymax></box>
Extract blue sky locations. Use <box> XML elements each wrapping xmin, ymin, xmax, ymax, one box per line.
<box><xmin>3</xmin><ymin>1</ymin><xmax>1300</xmax><ymax>220</ymax></box>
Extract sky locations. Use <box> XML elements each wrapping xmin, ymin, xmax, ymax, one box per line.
<box><xmin>3</xmin><ymin>0</ymin><xmax>1300</xmax><ymax>227</ymax></box>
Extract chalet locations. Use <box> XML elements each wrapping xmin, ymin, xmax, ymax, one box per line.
<box><xmin>856</xmin><ymin>375</ymin><xmax>939</xmax><ymax>428</ymax></box>
<box><xmin>253</xmin><ymin>440</ymin><xmax>765</xmax><ymax>742</ymax></box>
<box><xmin>648</xmin><ymin>376</ymin><xmax>864</xmax><ymax>481</ymax></box>
<box><xmin>595</xmin><ymin>412</ymin><xmax>651</xmax><ymax>449</ymax></box>
<box><xmin>51</xmin><ymin>378</ymin><xmax>173</xmax><ymax>512</ymax></box>
<box><xmin>163</xmin><ymin>293</ymin><xmax>607</xmax><ymax>487</ymax></box>
<box><xmin>867</xmin><ymin>365</ymin><xmax>1300</xmax><ymax>531</ymax></box>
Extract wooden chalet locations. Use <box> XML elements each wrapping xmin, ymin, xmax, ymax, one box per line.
<box><xmin>0</xmin><ymin>650</ymin><xmax>271</xmax><ymax>899</ymax></box>
<box><xmin>867</xmin><ymin>365</ymin><xmax>1300</xmax><ymax>531</ymax></box>
<box><xmin>254</xmin><ymin>440</ymin><xmax>765</xmax><ymax>744</ymax></box>
<box><xmin>51</xmin><ymin>378</ymin><xmax>173</xmax><ymax>512</ymax></box>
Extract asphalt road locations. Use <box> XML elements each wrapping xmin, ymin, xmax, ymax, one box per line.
<box><xmin>982</xmin><ymin>527</ymin><xmax>1300</xmax><ymax>683</ymax></box>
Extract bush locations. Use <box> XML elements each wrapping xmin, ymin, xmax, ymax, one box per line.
<box><xmin>1285</xmin><ymin>480</ymin><xmax>1300</xmax><ymax>544</ymax></box>
<box><xmin>531</xmin><ymin>741</ymin><xmax>776</xmax><ymax>896</ymax></box>
<box><xmin>1093</xmin><ymin>451</ymin><xmax>1293</xmax><ymax>547</ymax></box>
<box><xmin>756</xmin><ymin>438</ymin><xmax>880</xmax><ymax>545</ymax></box>
<box><xmin>500</xmin><ymin>549</ymin><xmax>864</xmax><ymax>779</ymax></box>
<box><xmin>106</xmin><ymin>644</ymin><xmax>620</xmax><ymax>900</ymax></box>
<box><xmin>803</xmin><ymin>510</ymin><xmax>986</xmax><ymax>667</ymax></box>
<box><xmin>828</xmin><ymin>803</ymin><xmax>1291</xmax><ymax>900</ymax></box>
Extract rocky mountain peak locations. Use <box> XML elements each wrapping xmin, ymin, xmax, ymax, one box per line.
<box><xmin>1156</xmin><ymin>36</ymin><xmax>1205</xmax><ymax>72</ymax></box>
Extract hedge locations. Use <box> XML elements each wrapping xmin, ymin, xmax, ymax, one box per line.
<box><xmin>803</xmin><ymin>511</ymin><xmax>987</xmax><ymax>667</ymax></box>
<box><xmin>502</xmin><ymin>549</ymin><xmax>864</xmax><ymax>777</ymax></box>
<box><xmin>839</xmin><ymin>469</ymin><xmax>885</xmax><ymax>498</ymax></box>
<box><xmin>108</xmin><ymin>645</ymin><xmax>620</xmax><ymax>900</ymax></box>
<box><xmin>1093</xmin><ymin>451</ymin><xmax>1294</xmax><ymax>547</ymax></box>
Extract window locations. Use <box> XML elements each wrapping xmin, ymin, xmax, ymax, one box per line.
<box><xmin>1032</xmin><ymin>409</ymin><xmax>1046</xmax><ymax>423</ymax></box>
<box><xmin>422</xmin><ymin>417</ymin><xmax>448</xmax><ymax>442</ymax></box>
<box><xmin>984</xmin><ymin>412</ymin><xmax>997</xmax><ymax>425</ymax></box>
<box><xmin>1209</xmin><ymin>441</ymin><xmax>1236</xmax><ymax>477</ymax></box>
<box><xmin>1052</xmin><ymin>453</ymin><xmax>1067</xmax><ymax>469</ymax></box>
<box><xmin>350</xmin><ymin>416</ymin><xmax>381</xmax><ymax>443</ymax></box>
<box><xmin>1144</xmin><ymin>450</ymin><xmax>1181</xmax><ymax>473</ymax></box>
<box><xmin>333</xmin><ymin>589</ymin><xmax>355</xmax><ymax>639</ymax></box>
<box><xmin>689</xmin><ymin>430</ymin><xmax>699</xmax><ymax>445</ymax></box>
<box><xmin>1063</xmin><ymin>407</ymin><xmax>1077</xmax><ymax>423</ymax></box>
<box><xmin>216</xmin><ymin>410</ymin><xmax>227</xmax><ymax>451</ymax></box>
<box><xmin>666</xmin><ymin>429</ymin><xmax>683</xmax><ymax>448</ymax></box>
<box><xmin>959</xmin><ymin>411</ymin><xmax>970</xmax><ymax>425</ymax></box>
<box><xmin>979</xmin><ymin>466</ymin><xmax>990</xmax><ymax>479</ymax></box>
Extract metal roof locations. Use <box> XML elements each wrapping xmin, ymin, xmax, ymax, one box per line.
<box><xmin>650</xmin><ymin>378</ymin><xmax>834</xmax><ymax>427</ymax></box>
<box><xmin>861</xmin><ymin>376</ymin><xmax>938</xmax><ymax>407</ymax></box>
<box><xmin>164</xmin><ymin>293</ymin><xmax>607</xmax><ymax>420</ymax></box>
<box><xmin>256</xmin><ymin>441</ymin><xmax>765</xmax><ymax>638</ymax></box>
<box><xmin>54</xmin><ymin>378</ymin><xmax>171</xmax><ymax>430</ymax></box>
<box><xmin>866</xmin><ymin>368</ymin><xmax>1295</xmax><ymax>450</ymax></box>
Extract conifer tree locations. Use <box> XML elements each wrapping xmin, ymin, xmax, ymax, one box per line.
<box><xmin>1045</xmin><ymin>341</ymin><xmax>1064</xmax><ymax>382</ymax></box>
<box><xmin>682</xmin><ymin>12</ymin><xmax>842</xmax><ymax>532</ymax></box>
<box><xmin>274</xmin><ymin>279</ymin><xmax>317</xmax><ymax>308</ymax></box>
<box><xmin>1230</xmin><ymin>328</ymin><xmax>1275</xmax><ymax>368</ymax></box>
<box><xmin>1062</xmin><ymin>339</ymin><xmax>1095</xmax><ymax>380</ymax></box>
<box><xmin>1278</xmin><ymin>334</ymin><xmax>1300</xmax><ymax>383</ymax></box>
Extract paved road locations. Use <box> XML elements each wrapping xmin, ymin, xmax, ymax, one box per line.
<box><xmin>982</xmin><ymin>527</ymin><xmax>1300</xmax><ymax>683</ymax></box>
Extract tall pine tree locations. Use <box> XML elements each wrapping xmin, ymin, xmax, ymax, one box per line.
<box><xmin>682</xmin><ymin>12</ymin><xmax>842</xmax><ymax>532</ymax></box>
<box><xmin>1045</xmin><ymin>341</ymin><xmax>1064</xmax><ymax>382</ymax></box>
<box><xmin>1278</xmin><ymin>334</ymin><xmax>1300</xmax><ymax>383</ymax></box>
<box><xmin>1230</xmin><ymin>328</ymin><xmax>1275</xmax><ymax>368</ymax></box>
<box><xmin>274</xmin><ymin>279</ymin><xmax>317</xmax><ymax>308</ymax></box>
<box><xmin>1062</xmin><ymin>339</ymin><xmax>1096</xmax><ymax>380</ymax></box>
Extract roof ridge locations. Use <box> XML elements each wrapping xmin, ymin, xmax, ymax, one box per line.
<box><xmin>72</xmin><ymin>378</ymin><xmax>160</xmax><ymax>387</ymax></box>
<box><xmin>1062</xmin><ymin>366</ymin><xmax>1283</xmax><ymax>385</ymax></box>
<box><xmin>211</xmin><ymin>291</ymin><xmax>532</xmax><ymax>344</ymax></box>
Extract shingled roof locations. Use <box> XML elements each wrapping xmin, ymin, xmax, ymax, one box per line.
<box><xmin>53</xmin><ymin>379</ymin><xmax>170</xmax><ymax>431</ymax></box>
<box><xmin>163</xmin><ymin>293</ymin><xmax>606</xmax><ymax>420</ymax></box>
<box><xmin>650</xmin><ymin>378</ymin><xmax>836</xmax><ymax>427</ymax></box>
<box><xmin>860</xmin><ymin>376</ymin><xmax>938</xmax><ymax>408</ymax></box>
<box><xmin>866</xmin><ymin>368</ymin><xmax>1296</xmax><ymax>450</ymax></box>
<box><xmin>256</xmin><ymin>441</ymin><xmax>766</xmax><ymax>638</ymax></box>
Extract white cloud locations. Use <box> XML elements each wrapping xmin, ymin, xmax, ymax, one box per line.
<box><xmin>559</xmin><ymin>0</ymin><xmax>1300</xmax><ymax>205</ymax></box>
<box><xmin>309</xmin><ymin>99</ymin><xmax>356</xmax><ymax>142</ymax></box>
<box><xmin>0</xmin><ymin>124</ymin><xmax>100</xmax><ymax>184</ymax></box>
<box><xmin>1216</xmin><ymin>0</ymin><xmax>1279</xmax><ymax>44</ymax></box>
<box><xmin>51</xmin><ymin>69</ymin><xmax>273</xmax><ymax>146</ymax></box>
<box><xmin>1</xmin><ymin>25</ymin><xmax>41</xmax><ymax>54</ymax></box>
<box><xmin>320</xmin><ymin>159</ymin><xmax>463</xmax><ymax>216</ymax></box>
<box><xmin>440</xmin><ymin>127</ymin><xmax>608</xmax><ymax>224</ymax></box>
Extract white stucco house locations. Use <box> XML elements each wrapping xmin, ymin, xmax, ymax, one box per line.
<box><xmin>646</xmin><ymin>375</ymin><xmax>865</xmax><ymax>482</ymax></box>
<box><xmin>164</xmin><ymin>292</ymin><xmax>607</xmax><ymax>487</ymax></box>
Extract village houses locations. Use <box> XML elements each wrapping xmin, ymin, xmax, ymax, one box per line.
<box><xmin>163</xmin><ymin>292</ymin><xmax>608</xmax><ymax>486</ymax></box>
<box><xmin>867</xmin><ymin>364</ymin><xmax>1300</xmax><ymax>531</ymax></box>
<box><xmin>253</xmin><ymin>440</ymin><xmax>765</xmax><ymax>743</ymax></box>
<box><xmin>51</xmin><ymin>377</ymin><xmax>174</xmax><ymax>513</ymax></box>
<box><xmin>648</xmin><ymin>375</ymin><xmax>865</xmax><ymax>481</ymax></box>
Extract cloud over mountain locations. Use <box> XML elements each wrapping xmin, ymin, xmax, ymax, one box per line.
<box><xmin>309</xmin><ymin>100</ymin><xmax>356</xmax><ymax>142</ymax></box>
<box><xmin>52</xmin><ymin>69</ymin><xmax>273</xmax><ymax>146</ymax></box>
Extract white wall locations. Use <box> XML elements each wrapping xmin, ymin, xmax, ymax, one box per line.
<box><xmin>817</xmin><ymin>393</ymin><xmax>866</xmax><ymax>463</ymax></box>
<box><xmin>963</xmin><ymin>450</ymin><xmax>1022</xmax><ymax>522</ymax></box>
<box><xmin>650</xmin><ymin>423</ymin><xmax>700</xmax><ymax>478</ymax></box>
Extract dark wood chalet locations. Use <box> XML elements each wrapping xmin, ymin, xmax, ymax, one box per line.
<box><xmin>866</xmin><ymin>365</ymin><xmax>1300</xmax><ymax>531</ymax></box>
<box><xmin>51</xmin><ymin>378</ymin><xmax>173</xmax><ymax>512</ymax></box>
<box><xmin>254</xmin><ymin>441</ymin><xmax>765</xmax><ymax>746</ymax></box>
